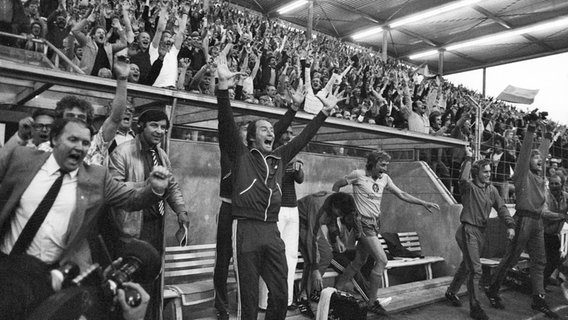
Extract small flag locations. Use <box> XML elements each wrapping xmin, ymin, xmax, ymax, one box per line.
<box><xmin>496</xmin><ymin>85</ymin><xmax>539</xmax><ymax>105</ymax></box>
<box><xmin>417</xmin><ymin>64</ymin><xmax>437</xmax><ymax>79</ymax></box>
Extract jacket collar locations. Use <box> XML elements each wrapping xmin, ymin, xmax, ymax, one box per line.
<box><xmin>249</xmin><ymin>147</ymin><xmax>281</xmax><ymax>160</ymax></box>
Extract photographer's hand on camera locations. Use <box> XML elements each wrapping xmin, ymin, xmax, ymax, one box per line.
<box><xmin>117</xmin><ymin>282</ymin><xmax>149</xmax><ymax>320</ymax></box>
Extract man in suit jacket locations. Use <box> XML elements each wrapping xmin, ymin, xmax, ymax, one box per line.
<box><xmin>109</xmin><ymin>110</ymin><xmax>189</xmax><ymax>320</ymax></box>
<box><xmin>108</xmin><ymin>110</ymin><xmax>189</xmax><ymax>250</ymax></box>
<box><xmin>0</xmin><ymin>118</ymin><xmax>169</xmax><ymax>319</ymax></box>
<box><xmin>0</xmin><ymin>117</ymin><xmax>170</xmax><ymax>267</ymax></box>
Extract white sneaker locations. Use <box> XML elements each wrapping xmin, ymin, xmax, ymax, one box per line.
<box><xmin>561</xmin><ymin>282</ymin><xmax>568</xmax><ymax>301</ymax></box>
<box><xmin>377</xmin><ymin>297</ymin><xmax>392</xmax><ymax>307</ymax></box>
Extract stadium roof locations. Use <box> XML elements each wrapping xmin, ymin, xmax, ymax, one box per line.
<box><xmin>231</xmin><ymin>0</ymin><xmax>568</xmax><ymax>75</ymax></box>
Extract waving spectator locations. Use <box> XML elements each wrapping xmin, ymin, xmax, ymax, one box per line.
<box><xmin>149</xmin><ymin>2</ymin><xmax>189</xmax><ymax>88</ymax></box>
<box><xmin>71</xmin><ymin>6</ymin><xmax>127</xmax><ymax>76</ymax></box>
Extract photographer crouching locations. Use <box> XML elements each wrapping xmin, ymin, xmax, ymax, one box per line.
<box><xmin>0</xmin><ymin>117</ymin><xmax>168</xmax><ymax>319</ymax></box>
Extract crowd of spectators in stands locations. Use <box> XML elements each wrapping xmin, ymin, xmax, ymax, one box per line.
<box><xmin>2</xmin><ymin>0</ymin><xmax>568</xmax><ymax>199</ymax></box>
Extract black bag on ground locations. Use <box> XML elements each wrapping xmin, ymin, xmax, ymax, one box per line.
<box><xmin>328</xmin><ymin>290</ymin><xmax>367</xmax><ymax>320</ymax></box>
<box><xmin>381</xmin><ymin>232</ymin><xmax>423</xmax><ymax>259</ymax></box>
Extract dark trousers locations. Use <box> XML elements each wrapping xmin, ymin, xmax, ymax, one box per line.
<box><xmin>140</xmin><ymin>214</ymin><xmax>163</xmax><ymax>320</ymax></box>
<box><xmin>214</xmin><ymin>201</ymin><xmax>233</xmax><ymax>315</ymax></box>
<box><xmin>544</xmin><ymin>233</ymin><xmax>562</xmax><ymax>282</ymax></box>
<box><xmin>332</xmin><ymin>250</ymin><xmax>371</xmax><ymax>300</ymax></box>
<box><xmin>489</xmin><ymin>214</ymin><xmax>546</xmax><ymax>296</ymax></box>
<box><xmin>298</xmin><ymin>227</ymin><xmax>333</xmax><ymax>297</ymax></box>
<box><xmin>233</xmin><ymin>219</ymin><xmax>288</xmax><ymax>320</ymax></box>
<box><xmin>448</xmin><ymin>224</ymin><xmax>485</xmax><ymax>308</ymax></box>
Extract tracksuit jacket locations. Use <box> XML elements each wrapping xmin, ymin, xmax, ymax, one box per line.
<box><xmin>216</xmin><ymin>90</ymin><xmax>327</xmax><ymax>222</ymax></box>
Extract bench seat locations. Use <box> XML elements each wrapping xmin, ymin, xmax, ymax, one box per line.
<box><xmin>163</xmin><ymin>231</ymin><xmax>444</xmax><ymax>319</ymax></box>
<box><xmin>379</xmin><ymin>232</ymin><xmax>445</xmax><ymax>287</ymax></box>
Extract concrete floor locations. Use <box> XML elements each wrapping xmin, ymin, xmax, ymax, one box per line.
<box><xmin>182</xmin><ymin>284</ymin><xmax>568</xmax><ymax>320</ymax></box>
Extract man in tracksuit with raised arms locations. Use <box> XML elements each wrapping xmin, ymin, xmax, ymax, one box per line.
<box><xmin>445</xmin><ymin>146</ymin><xmax>515</xmax><ymax>320</ymax></box>
<box><xmin>216</xmin><ymin>55</ymin><xmax>344</xmax><ymax>320</ymax></box>
<box><xmin>485</xmin><ymin>116</ymin><xmax>556</xmax><ymax>318</ymax></box>
<box><xmin>214</xmin><ymin>89</ymin><xmax>299</xmax><ymax>320</ymax></box>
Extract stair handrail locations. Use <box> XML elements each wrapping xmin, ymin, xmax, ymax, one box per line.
<box><xmin>0</xmin><ymin>31</ymin><xmax>84</xmax><ymax>75</ymax></box>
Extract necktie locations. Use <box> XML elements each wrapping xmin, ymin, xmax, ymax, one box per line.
<box><xmin>11</xmin><ymin>169</ymin><xmax>67</xmax><ymax>256</ymax></box>
<box><xmin>150</xmin><ymin>149</ymin><xmax>165</xmax><ymax>216</ymax></box>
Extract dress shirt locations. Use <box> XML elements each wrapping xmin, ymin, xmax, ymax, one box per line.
<box><xmin>114</xmin><ymin>129</ymin><xmax>135</xmax><ymax>146</ymax></box>
<box><xmin>1</xmin><ymin>155</ymin><xmax>78</xmax><ymax>264</ymax></box>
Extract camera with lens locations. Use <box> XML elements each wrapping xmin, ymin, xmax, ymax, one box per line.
<box><xmin>24</xmin><ymin>239</ymin><xmax>160</xmax><ymax>320</ymax></box>
<box><xmin>523</xmin><ymin>108</ymin><xmax>548</xmax><ymax>122</ymax></box>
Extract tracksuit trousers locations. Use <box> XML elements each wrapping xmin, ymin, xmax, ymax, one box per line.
<box><xmin>544</xmin><ymin>233</ymin><xmax>562</xmax><ymax>282</ymax></box>
<box><xmin>214</xmin><ymin>201</ymin><xmax>233</xmax><ymax>316</ymax></box>
<box><xmin>448</xmin><ymin>223</ymin><xmax>485</xmax><ymax>308</ymax></box>
<box><xmin>259</xmin><ymin>206</ymin><xmax>299</xmax><ymax>308</ymax></box>
<box><xmin>233</xmin><ymin>219</ymin><xmax>288</xmax><ymax>320</ymax></box>
<box><xmin>488</xmin><ymin>212</ymin><xmax>546</xmax><ymax>296</ymax></box>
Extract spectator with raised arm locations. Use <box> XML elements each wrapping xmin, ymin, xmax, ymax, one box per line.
<box><xmin>71</xmin><ymin>6</ymin><xmax>127</xmax><ymax>76</ymax></box>
<box><xmin>445</xmin><ymin>146</ymin><xmax>515</xmax><ymax>320</ymax></box>
<box><xmin>485</xmin><ymin>118</ymin><xmax>557</xmax><ymax>318</ymax></box>
<box><xmin>150</xmin><ymin>2</ymin><xmax>189</xmax><ymax>88</ymax></box>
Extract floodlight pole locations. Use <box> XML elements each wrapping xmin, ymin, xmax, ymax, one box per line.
<box><xmin>438</xmin><ymin>49</ymin><xmax>444</xmax><ymax>76</ymax></box>
<box><xmin>306</xmin><ymin>0</ymin><xmax>313</xmax><ymax>40</ymax></box>
<box><xmin>382</xmin><ymin>28</ymin><xmax>388</xmax><ymax>61</ymax></box>
<box><xmin>482</xmin><ymin>67</ymin><xmax>487</xmax><ymax>97</ymax></box>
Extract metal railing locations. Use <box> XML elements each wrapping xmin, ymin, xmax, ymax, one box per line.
<box><xmin>0</xmin><ymin>31</ymin><xmax>84</xmax><ymax>74</ymax></box>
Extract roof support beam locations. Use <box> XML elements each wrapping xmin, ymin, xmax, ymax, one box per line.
<box><xmin>321</xmin><ymin>0</ymin><xmax>380</xmax><ymax>24</ymax></box>
<box><xmin>397</xmin><ymin>29</ymin><xmax>439</xmax><ymax>48</ymax></box>
<box><xmin>14</xmin><ymin>82</ymin><xmax>52</xmax><ymax>107</ymax></box>
<box><xmin>175</xmin><ymin>110</ymin><xmax>218</xmax><ymax>125</ymax></box>
<box><xmin>306</xmin><ymin>0</ymin><xmax>314</xmax><ymax>39</ymax></box>
<box><xmin>474</xmin><ymin>5</ymin><xmax>555</xmax><ymax>51</ymax></box>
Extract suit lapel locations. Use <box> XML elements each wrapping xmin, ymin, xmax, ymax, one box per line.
<box><xmin>17</xmin><ymin>152</ymin><xmax>51</xmax><ymax>199</ymax></box>
<box><xmin>0</xmin><ymin>152</ymin><xmax>50</xmax><ymax>230</ymax></box>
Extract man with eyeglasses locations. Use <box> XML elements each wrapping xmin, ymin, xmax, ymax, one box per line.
<box><xmin>332</xmin><ymin>150</ymin><xmax>439</xmax><ymax>315</ymax></box>
<box><xmin>109</xmin><ymin>109</ymin><xmax>190</xmax><ymax>320</ymax></box>
<box><xmin>0</xmin><ymin>95</ymin><xmax>93</xmax><ymax>157</ymax></box>
<box><xmin>11</xmin><ymin>109</ymin><xmax>55</xmax><ymax>148</ymax></box>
